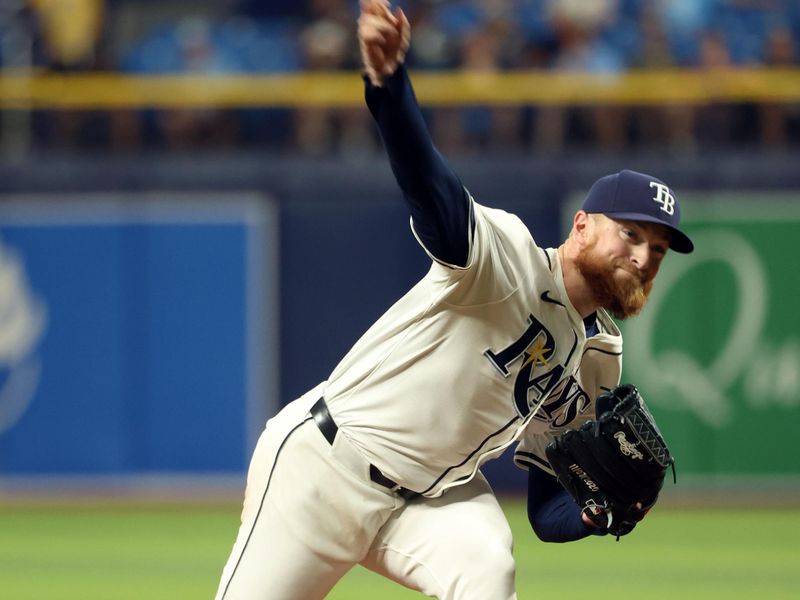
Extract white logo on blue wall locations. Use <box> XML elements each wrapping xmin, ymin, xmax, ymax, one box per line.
<box><xmin>0</xmin><ymin>237</ymin><xmax>47</xmax><ymax>436</ymax></box>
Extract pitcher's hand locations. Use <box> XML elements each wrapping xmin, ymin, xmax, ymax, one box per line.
<box><xmin>358</xmin><ymin>0</ymin><xmax>410</xmax><ymax>87</ymax></box>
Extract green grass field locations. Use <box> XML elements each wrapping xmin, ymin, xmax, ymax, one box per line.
<box><xmin>1</xmin><ymin>500</ymin><xmax>798</xmax><ymax>599</ymax></box>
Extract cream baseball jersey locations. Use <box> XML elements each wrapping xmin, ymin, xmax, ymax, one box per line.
<box><xmin>321</xmin><ymin>197</ymin><xmax>623</xmax><ymax>497</ymax></box>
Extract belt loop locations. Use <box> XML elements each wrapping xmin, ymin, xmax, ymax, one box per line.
<box><xmin>310</xmin><ymin>397</ymin><xmax>338</xmax><ymax>445</ymax></box>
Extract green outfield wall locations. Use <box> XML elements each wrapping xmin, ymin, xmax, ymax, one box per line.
<box><xmin>619</xmin><ymin>195</ymin><xmax>800</xmax><ymax>478</ymax></box>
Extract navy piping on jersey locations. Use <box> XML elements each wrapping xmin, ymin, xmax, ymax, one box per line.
<box><xmin>219</xmin><ymin>417</ymin><xmax>311</xmax><ymax>599</ymax></box>
<box><xmin>579</xmin><ymin>346</ymin><xmax>623</xmax><ymax>360</ymax></box>
<box><xmin>563</xmin><ymin>331</ymin><xmax>579</xmax><ymax>366</ymax></box>
<box><xmin>515</xmin><ymin>450</ymin><xmax>550</xmax><ymax>470</ymax></box>
<box><xmin>468</xmin><ymin>192</ymin><xmax>475</xmax><ymax>241</ymax></box>
<box><xmin>515</xmin><ymin>458</ymin><xmax>537</xmax><ymax>470</ymax></box>
<box><xmin>541</xmin><ymin>247</ymin><xmax>552</xmax><ymax>271</ymax></box>
<box><xmin>417</xmin><ymin>415</ymin><xmax>521</xmax><ymax>495</ymax></box>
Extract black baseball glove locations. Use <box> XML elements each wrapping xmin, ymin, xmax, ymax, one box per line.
<box><xmin>544</xmin><ymin>384</ymin><xmax>675</xmax><ymax>539</ymax></box>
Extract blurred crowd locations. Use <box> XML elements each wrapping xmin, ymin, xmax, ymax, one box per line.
<box><xmin>1</xmin><ymin>0</ymin><xmax>799</xmax><ymax>154</ymax></box>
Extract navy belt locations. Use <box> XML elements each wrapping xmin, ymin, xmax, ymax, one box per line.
<box><xmin>310</xmin><ymin>398</ymin><xmax>419</xmax><ymax>501</ymax></box>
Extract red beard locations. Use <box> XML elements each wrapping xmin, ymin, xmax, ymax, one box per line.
<box><xmin>574</xmin><ymin>244</ymin><xmax>654</xmax><ymax>320</ymax></box>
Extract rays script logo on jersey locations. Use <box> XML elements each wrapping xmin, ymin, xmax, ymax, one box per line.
<box><xmin>484</xmin><ymin>314</ymin><xmax>589</xmax><ymax>425</ymax></box>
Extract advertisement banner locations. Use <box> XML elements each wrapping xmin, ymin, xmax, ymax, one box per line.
<box><xmin>619</xmin><ymin>195</ymin><xmax>800</xmax><ymax>477</ymax></box>
<box><xmin>0</xmin><ymin>195</ymin><xmax>277</xmax><ymax>477</ymax></box>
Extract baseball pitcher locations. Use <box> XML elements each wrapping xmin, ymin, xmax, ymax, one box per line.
<box><xmin>215</xmin><ymin>2</ymin><xmax>694</xmax><ymax>598</ymax></box>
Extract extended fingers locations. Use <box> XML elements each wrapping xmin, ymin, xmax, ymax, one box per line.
<box><xmin>358</xmin><ymin>0</ymin><xmax>409</xmax><ymax>86</ymax></box>
<box><xmin>358</xmin><ymin>12</ymin><xmax>398</xmax><ymax>44</ymax></box>
<box><xmin>395</xmin><ymin>7</ymin><xmax>409</xmax><ymax>30</ymax></box>
<box><xmin>360</xmin><ymin>0</ymin><xmax>397</xmax><ymax>21</ymax></box>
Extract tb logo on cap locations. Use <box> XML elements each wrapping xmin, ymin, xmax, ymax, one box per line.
<box><xmin>649</xmin><ymin>181</ymin><xmax>675</xmax><ymax>216</ymax></box>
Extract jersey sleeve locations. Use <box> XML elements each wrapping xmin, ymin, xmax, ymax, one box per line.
<box><xmin>365</xmin><ymin>67</ymin><xmax>473</xmax><ymax>268</ymax></box>
<box><xmin>514</xmin><ymin>432</ymin><xmax>559</xmax><ymax>476</ymax></box>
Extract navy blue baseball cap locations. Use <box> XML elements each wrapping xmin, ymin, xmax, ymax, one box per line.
<box><xmin>581</xmin><ymin>169</ymin><xmax>694</xmax><ymax>254</ymax></box>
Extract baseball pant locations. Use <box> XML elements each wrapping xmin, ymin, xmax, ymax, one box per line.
<box><xmin>362</xmin><ymin>471</ymin><xmax>517</xmax><ymax>600</ymax></box>
<box><xmin>215</xmin><ymin>389</ymin><xmax>517</xmax><ymax>600</ymax></box>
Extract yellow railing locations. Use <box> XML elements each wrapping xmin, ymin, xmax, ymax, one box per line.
<box><xmin>1</xmin><ymin>68</ymin><xmax>799</xmax><ymax>109</ymax></box>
